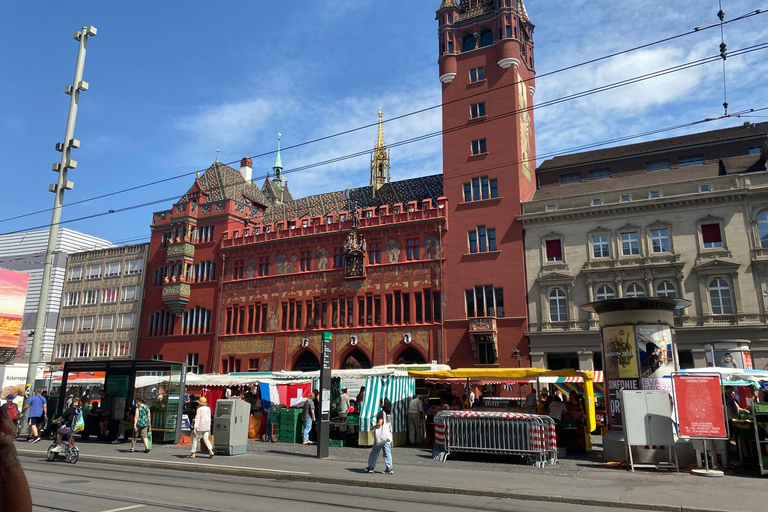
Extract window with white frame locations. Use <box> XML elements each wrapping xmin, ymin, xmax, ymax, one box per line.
<box><xmin>106</xmin><ymin>261</ymin><xmax>122</xmax><ymax>277</ymax></box>
<box><xmin>94</xmin><ymin>341</ymin><xmax>111</xmax><ymax>358</ymax></box>
<box><xmin>464</xmin><ymin>286</ymin><xmax>504</xmax><ymax>318</ymax></box>
<box><xmin>709</xmin><ymin>278</ymin><xmax>734</xmax><ymax>315</ymax></box>
<box><xmin>86</xmin><ymin>264</ymin><xmax>102</xmax><ymax>279</ymax></box>
<box><xmin>99</xmin><ymin>314</ymin><xmax>115</xmax><ymax>330</ymax></box>
<box><xmin>625</xmin><ymin>283</ymin><xmax>645</xmax><ymax>298</ymax></box>
<box><xmin>102</xmin><ymin>287</ymin><xmax>119</xmax><ymax>303</ymax></box>
<box><xmin>82</xmin><ymin>289</ymin><xmax>98</xmax><ymax>305</ymax></box>
<box><xmin>650</xmin><ymin>229</ymin><xmax>670</xmax><ymax>253</ymax></box>
<box><xmin>656</xmin><ymin>281</ymin><xmax>677</xmax><ymax>298</ymax></box>
<box><xmin>60</xmin><ymin>317</ymin><xmax>76</xmax><ymax>332</ymax></box>
<box><xmin>469</xmin><ymin>66</ymin><xmax>485</xmax><ymax>82</ymax></box>
<box><xmin>649</xmin><ymin>190</ymin><xmax>660</xmax><ymax>199</ymax></box>
<box><xmin>121</xmin><ymin>285</ymin><xmax>139</xmax><ymax>302</ymax></box>
<box><xmin>126</xmin><ymin>259</ymin><xmax>143</xmax><ymax>274</ymax></box>
<box><xmin>620</xmin><ymin>194</ymin><xmax>630</xmax><ymax>202</ymax></box>
<box><xmin>57</xmin><ymin>343</ymin><xmax>72</xmax><ymax>359</ymax></box>
<box><xmin>64</xmin><ymin>292</ymin><xmax>79</xmax><ymax>307</ymax></box>
<box><xmin>114</xmin><ymin>340</ymin><xmax>131</xmax><ymax>357</ymax></box>
<box><xmin>80</xmin><ymin>316</ymin><xmax>95</xmax><ymax>331</ymax></box>
<box><xmin>68</xmin><ymin>266</ymin><xmax>83</xmax><ymax>281</ymax></box>
<box><xmin>76</xmin><ymin>342</ymin><xmax>91</xmax><ymax>358</ymax></box>
<box><xmin>758</xmin><ymin>212</ymin><xmax>768</xmax><ymax>248</ymax></box>
<box><xmin>591</xmin><ymin>198</ymin><xmax>602</xmax><ymax>206</ymax></box>
<box><xmin>701</xmin><ymin>223</ymin><xmax>723</xmax><ymax>249</ymax></box>
<box><xmin>621</xmin><ymin>232</ymin><xmax>640</xmax><ymax>256</ymax></box>
<box><xmin>592</xmin><ymin>235</ymin><xmax>610</xmax><ymax>258</ymax></box>
<box><xmin>545</xmin><ymin>239</ymin><xmax>563</xmax><ymax>262</ymax></box>
<box><xmin>595</xmin><ymin>285</ymin><xmax>615</xmax><ymax>301</ymax></box>
<box><xmin>548</xmin><ymin>289</ymin><xmax>568</xmax><ymax>322</ymax></box>
<box><xmin>470</xmin><ymin>102</ymin><xmax>486</xmax><ymax>118</ymax></box>
<box><xmin>118</xmin><ymin>313</ymin><xmax>135</xmax><ymax>329</ymax></box>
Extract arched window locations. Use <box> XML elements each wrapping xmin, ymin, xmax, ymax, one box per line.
<box><xmin>293</xmin><ymin>350</ymin><xmax>321</xmax><ymax>371</ymax></box>
<box><xmin>596</xmin><ymin>285</ymin><xmax>615</xmax><ymax>301</ymax></box>
<box><xmin>462</xmin><ymin>34</ymin><xmax>476</xmax><ymax>52</ymax></box>
<box><xmin>394</xmin><ymin>346</ymin><xmax>426</xmax><ymax>365</ymax></box>
<box><xmin>548</xmin><ymin>288</ymin><xmax>568</xmax><ymax>322</ymax></box>
<box><xmin>626</xmin><ymin>283</ymin><xmax>645</xmax><ymax>298</ymax></box>
<box><xmin>341</xmin><ymin>348</ymin><xmax>372</xmax><ymax>369</ymax></box>
<box><xmin>709</xmin><ymin>278</ymin><xmax>734</xmax><ymax>315</ymax></box>
<box><xmin>479</xmin><ymin>29</ymin><xmax>493</xmax><ymax>47</ymax></box>
<box><xmin>656</xmin><ymin>281</ymin><xmax>676</xmax><ymax>298</ymax></box>
<box><xmin>758</xmin><ymin>211</ymin><xmax>768</xmax><ymax>248</ymax></box>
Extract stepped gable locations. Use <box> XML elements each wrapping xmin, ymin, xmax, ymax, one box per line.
<box><xmin>178</xmin><ymin>161</ymin><xmax>269</xmax><ymax>209</ymax></box>
<box><xmin>260</xmin><ymin>174</ymin><xmax>443</xmax><ymax>224</ymax></box>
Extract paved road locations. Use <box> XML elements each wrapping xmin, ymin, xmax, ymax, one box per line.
<box><xmin>24</xmin><ymin>458</ymin><xmax>652</xmax><ymax>512</ymax></box>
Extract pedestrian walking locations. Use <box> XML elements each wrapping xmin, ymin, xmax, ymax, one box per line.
<box><xmin>407</xmin><ymin>394</ymin><xmax>424</xmax><ymax>445</ymax></box>
<box><xmin>302</xmin><ymin>392</ymin><xmax>316</xmax><ymax>444</ymax></box>
<box><xmin>22</xmin><ymin>388</ymin><xmax>46</xmax><ymax>443</ymax></box>
<box><xmin>364</xmin><ymin>397</ymin><xmax>393</xmax><ymax>474</ymax></box>
<box><xmin>188</xmin><ymin>397</ymin><xmax>214</xmax><ymax>459</ymax></box>
<box><xmin>130</xmin><ymin>397</ymin><xmax>151</xmax><ymax>453</ymax></box>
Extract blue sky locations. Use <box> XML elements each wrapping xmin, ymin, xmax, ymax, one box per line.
<box><xmin>1</xmin><ymin>1</ymin><xmax>766</xmax><ymax>248</ymax></box>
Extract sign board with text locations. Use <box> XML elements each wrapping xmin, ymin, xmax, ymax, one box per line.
<box><xmin>672</xmin><ymin>373</ymin><xmax>728</xmax><ymax>439</ymax></box>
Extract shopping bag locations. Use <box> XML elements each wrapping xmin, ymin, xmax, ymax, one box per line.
<box><xmin>373</xmin><ymin>413</ymin><xmax>392</xmax><ymax>445</ymax></box>
<box><xmin>146</xmin><ymin>434</ymin><xmax>153</xmax><ymax>450</ymax></box>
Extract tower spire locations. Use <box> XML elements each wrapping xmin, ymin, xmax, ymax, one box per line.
<box><xmin>370</xmin><ymin>109</ymin><xmax>390</xmax><ymax>196</ymax></box>
<box><xmin>273</xmin><ymin>133</ymin><xmax>283</xmax><ymax>188</ymax></box>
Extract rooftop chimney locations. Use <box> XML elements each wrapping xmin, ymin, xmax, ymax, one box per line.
<box><xmin>240</xmin><ymin>157</ymin><xmax>253</xmax><ymax>182</ymax></box>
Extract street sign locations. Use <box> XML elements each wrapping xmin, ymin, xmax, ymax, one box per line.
<box><xmin>317</xmin><ymin>332</ymin><xmax>333</xmax><ymax>458</ymax></box>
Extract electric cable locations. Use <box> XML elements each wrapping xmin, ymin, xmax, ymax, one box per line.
<box><xmin>2</xmin><ymin>8</ymin><xmax>764</xmax><ymax>225</ymax></box>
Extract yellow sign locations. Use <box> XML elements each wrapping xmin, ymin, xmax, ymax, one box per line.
<box><xmin>603</xmin><ymin>325</ymin><xmax>638</xmax><ymax>379</ymax></box>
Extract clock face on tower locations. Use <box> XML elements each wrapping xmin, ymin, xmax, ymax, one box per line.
<box><xmin>345</xmin><ymin>254</ymin><xmax>364</xmax><ymax>279</ymax></box>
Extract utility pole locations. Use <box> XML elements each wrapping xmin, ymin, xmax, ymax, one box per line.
<box><xmin>20</xmin><ymin>26</ymin><xmax>97</xmax><ymax>437</ymax></box>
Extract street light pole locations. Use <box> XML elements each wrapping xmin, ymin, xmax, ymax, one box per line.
<box><xmin>20</xmin><ymin>26</ymin><xmax>97</xmax><ymax>437</ymax></box>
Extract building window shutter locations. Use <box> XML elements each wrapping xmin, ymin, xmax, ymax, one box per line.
<box><xmin>701</xmin><ymin>224</ymin><xmax>721</xmax><ymax>244</ymax></box>
<box><xmin>546</xmin><ymin>240</ymin><xmax>562</xmax><ymax>261</ymax></box>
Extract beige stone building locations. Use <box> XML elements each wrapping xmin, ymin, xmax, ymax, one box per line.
<box><xmin>519</xmin><ymin>122</ymin><xmax>768</xmax><ymax>372</ymax></box>
<box><xmin>53</xmin><ymin>244</ymin><xmax>150</xmax><ymax>362</ymax></box>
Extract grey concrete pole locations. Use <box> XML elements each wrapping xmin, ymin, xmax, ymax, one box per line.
<box><xmin>20</xmin><ymin>26</ymin><xmax>96</xmax><ymax>438</ymax></box>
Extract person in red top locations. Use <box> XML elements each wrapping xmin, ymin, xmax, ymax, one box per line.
<box><xmin>2</xmin><ymin>395</ymin><xmax>20</xmax><ymax>431</ymax></box>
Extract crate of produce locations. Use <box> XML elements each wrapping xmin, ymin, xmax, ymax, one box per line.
<box><xmin>346</xmin><ymin>415</ymin><xmax>359</xmax><ymax>425</ymax></box>
<box><xmin>329</xmin><ymin>439</ymin><xmax>345</xmax><ymax>447</ymax></box>
<box><xmin>755</xmin><ymin>403</ymin><xmax>768</xmax><ymax>414</ymax></box>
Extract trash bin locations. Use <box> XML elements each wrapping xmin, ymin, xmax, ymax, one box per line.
<box><xmin>212</xmin><ymin>399</ymin><xmax>250</xmax><ymax>455</ymax></box>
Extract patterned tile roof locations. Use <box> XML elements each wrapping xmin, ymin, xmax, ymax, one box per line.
<box><xmin>260</xmin><ymin>174</ymin><xmax>443</xmax><ymax>224</ymax></box>
<box><xmin>178</xmin><ymin>162</ymin><xmax>269</xmax><ymax>209</ymax></box>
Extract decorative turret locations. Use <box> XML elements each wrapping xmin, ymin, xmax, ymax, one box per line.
<box><xmin>273</xmin><ymin>133</ymin><xmax>283</xmax><ymax>188</ymax></box>
<box><xmin>370</xmin><ymin>109</ymin><xmax>391</xmax><ymax>197</ymax></box>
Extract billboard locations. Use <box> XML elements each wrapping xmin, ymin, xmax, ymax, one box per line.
<box><xmin>0</xmin><ymin>269</ymin><xmax>30</xmax><ymax>348</ymax></box>
<box><xmin>672</xmin><ymin>373</ymin><xmax>728</xmax><ymax>439</ymax></box>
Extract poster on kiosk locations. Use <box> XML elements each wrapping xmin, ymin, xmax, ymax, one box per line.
<box><xmin>603</xmin><ymin>324</ymin><xmax>677</xmax><ymax>432</ymax></box>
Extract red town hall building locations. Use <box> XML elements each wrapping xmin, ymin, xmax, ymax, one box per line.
<box><xmin>137</xmin><ymin>0</ymin><xmax>537</xmax><ymax>374</ymax></box>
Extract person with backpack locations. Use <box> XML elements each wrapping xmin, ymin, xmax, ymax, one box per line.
<box><xmin>364</xmin><ymin>397</ymin><xmax>394</xmax><ymax>475</ymax></box>
<box><xmin>3</xmin><ymin>394</ymin><xmax>20</xmax><ymax>431</ymax></box>
<box><xmin>50</xmin><ymin>396</ymin><xmax>82</xmax><ymax>452</ymax></box>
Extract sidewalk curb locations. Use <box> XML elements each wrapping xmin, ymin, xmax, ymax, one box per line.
<box><xmin>17</xmin><ymin>449</ymin><xmax>727</xmax><ymax>512</ymax></box>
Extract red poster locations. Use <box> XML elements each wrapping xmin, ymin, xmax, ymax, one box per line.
<box><xmin>673</xmin><ymin>374</ymin><xmax>728</xmax><ymax>439</ymax></box>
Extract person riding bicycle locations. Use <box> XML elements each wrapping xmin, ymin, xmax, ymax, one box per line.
<box><xmin>51</xmin><ymin>396</ymin><xmax>81</xmax><ymax>453</ymax></box>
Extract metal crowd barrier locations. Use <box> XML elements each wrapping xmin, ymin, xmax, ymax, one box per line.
<box><xmin>432</xmin><ymin>411</ymin><xmax>557</xmax><ymax>467</ymax></box>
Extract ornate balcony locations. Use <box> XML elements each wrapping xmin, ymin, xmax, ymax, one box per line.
<box><xmin>166</xmin><ymin>238</ymin><xmax>194</xmax><ymax>264</ymax></box>
<box><xmin>162</xmin><ymin>281</ymin><xmax>191</xmax><ymax>315</ymax></box>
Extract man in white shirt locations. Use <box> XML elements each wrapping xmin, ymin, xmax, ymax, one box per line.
<box><xmin>407</xmin><ymin>395</ymin><xmax>424</xmax><ymax>445</ymax></box>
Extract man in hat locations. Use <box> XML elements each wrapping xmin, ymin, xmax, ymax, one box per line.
<box><xmin>188</xmin><ymin>397</ymin><xmax>214</xmax><ymax>459</ymax></box>
<box><xmin>2</xmin><ymin>395</ymin><xmax>20</xmax><ymax>431</ymax></box>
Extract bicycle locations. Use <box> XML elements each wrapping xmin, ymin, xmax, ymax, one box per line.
<box><xmin>46</xmin><ymin>441</ymin><xmax>79</xmax><ymax>464</ymax></box>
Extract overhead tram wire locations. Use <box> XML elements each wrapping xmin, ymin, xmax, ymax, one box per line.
<box><xmin>2</xmin><ymin>10</ymin><xmax>764</xmax><ymax>226</ymax></box>
<box><xmin>5</xmin><ymin>103</ymin><xmax>767</xmax><ymax>238</ymax></box>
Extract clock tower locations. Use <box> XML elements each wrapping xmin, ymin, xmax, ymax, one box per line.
<box><xmin>437</xmin><ymin>0</ymin><xmax>537</xmax><ymax>368</ymax></box>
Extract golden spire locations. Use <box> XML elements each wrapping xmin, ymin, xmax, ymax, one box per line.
<box><xmin>370</xmin><ymin>108</ymin><xmax>391</xmax><ymax>197</ymax></box>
